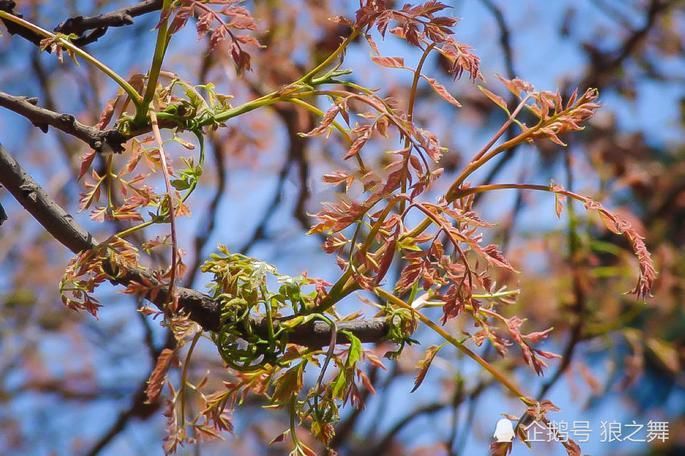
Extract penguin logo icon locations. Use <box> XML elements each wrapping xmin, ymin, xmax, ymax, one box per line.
<box><xmin>494</xmin><ymin>418</ymin><xmax>515</xmax><ymax>443</ymax></box>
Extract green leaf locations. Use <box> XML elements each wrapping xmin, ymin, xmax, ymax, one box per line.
<box><xmin>331</xmin><ymin>368</ymin><xmax>347</xmax><ymax>399</ymax></box>
<box><xmin>342</xmin><ymin>331</ymin><xmax>362</xmax><ymax>367</ymax></box>
<box><xmin>398</xmin><ymin>236</ymin><xmax>422</xmax><ymax>252</ymax></box>
<box><xmin>171</xmin><ymin>178</ymin><xmax>190</xmax><ymax>190</ymax></box>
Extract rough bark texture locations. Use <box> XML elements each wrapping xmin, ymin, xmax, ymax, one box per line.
<box><xmin>0</xmin><ymin>91</ymin><xmax>127</xmax><ymax>152</ymax></box>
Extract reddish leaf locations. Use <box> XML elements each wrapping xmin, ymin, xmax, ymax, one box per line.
<box><xmin>411</xmin><ymin>344</ymin><xmax>442</xmax><ymax>392</ymax></box>
<box><xmin>479</xmin><ymin>85</ymin><xmax>508</xmax><ymax>112</ymax></box>
<box><xmin>374</xmin><ymin>237</ymin><xmax>397</xmax><ymax>285</ymax></box>
<box><xmin>424</xmin><ymin>76</ymin><xmax>462</xmax><ymax>107</ymax></box>
<box><xmin>371</xmin><ymin>55</ymin><xmax>405</xmax><ymax>68</ymax></box>
<box><xmin>78</xmin><ymin>150</ymin><xmax>96</xmax><ymax>180</ymax></box>
<box><xmin>301</xmin><ymin>105</ymin><xmax>341</xmax><ymax>137</ymax></box>
<box><xmin>345</xmin><ymin>127</ymin><xmax>372</xmax><ymax>159</ymax></box>
<box><xmin>145</xmin><ymin>348</ymin><xmax>176</xmax><ymax>403</ymax></box>
<box><xmin>489</xmin><ymin>441</ymin><xmax>513</xmax><ymax>456</ymax></box>
<box><xmin>563</xmin><ymin>438</ymin><xmax>582</xmax><ymax>456</ymax></box>
<box><xmin>482</xmin><ymin>244</ymin><xmax>517</xmax><ymax>272</ymax></box>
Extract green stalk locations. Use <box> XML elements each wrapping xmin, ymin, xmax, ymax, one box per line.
<box><xmin>135</xmin><ymin>0</ymin><xmax>173</xmax><ymax>124</ymax></box>
<box><xmin>209</xmin><ymin>27</ymin><xmax>359</xmax><ymax>126</ymax></box>
<box><xmin>115</xmin><ymin>220</ymin><xmax>155</xmax><ymax>239</ymax></box>
<box><xmin>212</xmin><ymin>93</ymin><xmax>283</xmax><ymax>123</ymax></box>
<box><xmin>179</xmin><ymin>332</ymin><xmax>202</xmax><ymax>429</ymax></box>
<box><xmin>296</xmin><ymin>28</ymin><xmax>360</xmax><ymax>83</ymax></box>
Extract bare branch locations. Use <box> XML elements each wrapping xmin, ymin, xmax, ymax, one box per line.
<box><xmin>0</xmin><ymin>142</ymin><xmax>95</xmax><ymax>252</ymax></box>
<box><xmin>0</xmin><ymin>91</ymin><xmax>127</xmax><ymax>152</ymax></box>
<box><xmin>0</xmin><ymin>0</ymin><xmax>42</xmax><ymax>45</ymax></box>
<box><xmin>85</xmin><ymin>331</ymin><xmax>174</xmax><ymax>456</ymax></box>
<box><xmin>55</xmin><ymin>0</ymin><xmax>163</xmax><ymax>46</ymax></box>
<box><xmin>0</xmin><ymin>0</ymin><xmax>163</xmax><ymax>47</ymax></box>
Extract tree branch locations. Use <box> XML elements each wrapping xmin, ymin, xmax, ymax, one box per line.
<box><xmin>55</xmin><ymin>0</ymin><xmax>163</xmax><ymax>46</ymax></box>
<box><xmin>0</xmin><ymin>91</ymin><xmax>127</xmax><ymax>152</ymax></box>
<box><xmin>0</xmin><ymin>0</ymin><xmax>42</xmax><ymax>45</ymax></box>
<box><xmin>0</xmin><ymin>0</ymin><xmax>163</xmax><ymax>47</ymax></box>
<box><xmin>0</xmin><ymin>143</ymin><xmax>389</xmax><ymax>347</ymax></box>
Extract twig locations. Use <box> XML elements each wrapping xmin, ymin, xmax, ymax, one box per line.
<box><xmin>362</xmin><ymin>402</ymin><xmax>445</xmax><ymax>455</ymax></box>
<box><xmin>149</xmin><ymin>107</ymin><xmax>179</xmax><ymax>312</ymax></box>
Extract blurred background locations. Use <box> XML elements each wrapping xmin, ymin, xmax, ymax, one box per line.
<box><xmin>0</xmin><ymin>1</ymin><xmax>684</xmax><ymax>455</ymax></box>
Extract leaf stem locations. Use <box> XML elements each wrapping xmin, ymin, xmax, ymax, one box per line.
<box><xmin>179</xmin><ymin>331</ymin><xmax>202</xmax><ymax>429</ymax></box>
<box><xmin>297</xmin><ymin>28</ymin><xmax>359</xmax><ymax>83</ymax></box>
<box><xmin>150</xmin><ymin>108</ymin><xmax>179</xmax><ymax>311</ymax></box>
<box><xmin>115</xmin><ymin>220</ymin><xmax>155</xmax><ymax>239</ymax></box>
<box><xmin>375</xmin><ymin>287</ymin><xmax>528</xmax><ymax>401</ymax></box>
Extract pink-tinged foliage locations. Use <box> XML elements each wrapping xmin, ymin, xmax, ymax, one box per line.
<box><xmin>165</xmin><ymin>1</ymin><xmax>259</xmax><ymax>73</ymax></box>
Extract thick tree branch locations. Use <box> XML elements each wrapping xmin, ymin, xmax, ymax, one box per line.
<box><xmin>0</xmin><ymin>143</ymin><xmax>389</xmax><ymax>347</ymax></box>
<box><xmin>0</xmin><ymin>91</ymin><xmax>127</xmax><ymax>152</ymax></box>
<box><xmin>55</xmin><ymin>0</ymin><xmax>163</xmax><ymax>46</ymax></box>
<box><xmin>0</xmin><ymin>0</ymin><xmax>163</xmax><ymax>47</ymax></box>
<box><xmin>0</xmin><ymin>142</ymin><xmax>95</xmax><ymax>253</ymax></box>
<box><xmin>0</xmin><ymin>0</ymin><xmax>42</xmax><ymax>45</ymax></box>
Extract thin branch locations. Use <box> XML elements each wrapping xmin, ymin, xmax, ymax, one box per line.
<box><xmin>362</xmin><ymin>401</ymin><xmax>445</xmax><ymax>455</ymax></box>
<box><xmin>8</xmin><ymin>380</ymin><xmax>132</xmax><ymax>401</ymax></box>
<box><xmin>581</xmin><ymin>0</ymin><xmax>675</xmax><ymax>89</ymax></box>
<box><xmin>478</xmin><ymin>0</ymin><xmax>516</xmax><ymax>80</ymax></box>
